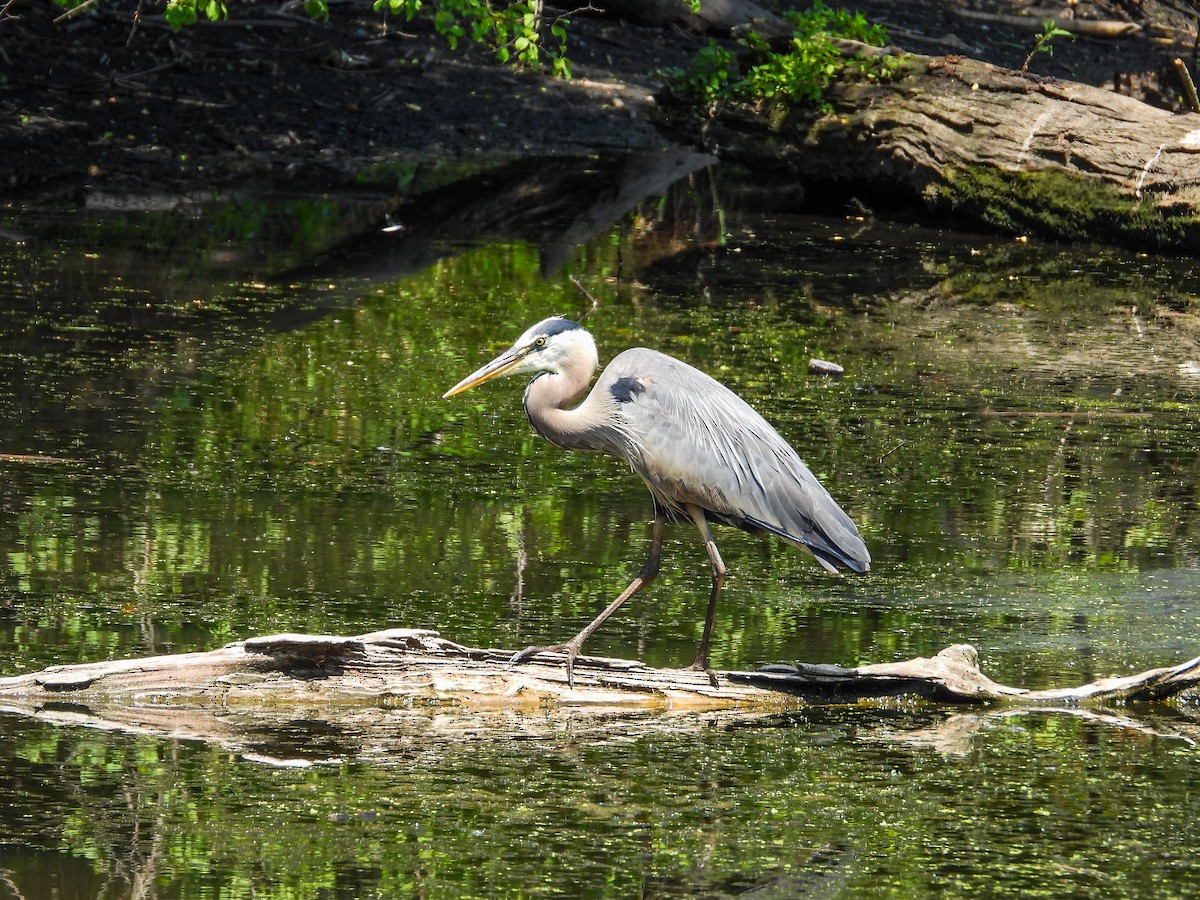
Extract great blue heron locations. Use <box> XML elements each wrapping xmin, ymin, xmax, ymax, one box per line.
<box><xmin>443</xmin><ymin>316</ymin><xmax>870</xmax><ymax>685</ymax></box>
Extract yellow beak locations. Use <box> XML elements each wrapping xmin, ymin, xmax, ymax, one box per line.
<box><xmin>442</xmin><ymin>346</ymin><xmax>531</xmax><ymax>398</ymax></box>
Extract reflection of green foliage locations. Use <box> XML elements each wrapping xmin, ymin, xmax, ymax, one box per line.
<box><xmin>4</xmin><ymin>220</ymin><xmax>1200</xmax><ymax>684</ymax></box>
<box><xmin>4</xmin><ymin>181</ymin><xmax>1200</xmax><ymax>899</ymax></box>
<box><xmin>4</xmin><ymin>704</ymin><xmax>1200</xmax><ymax>897</ymax></box>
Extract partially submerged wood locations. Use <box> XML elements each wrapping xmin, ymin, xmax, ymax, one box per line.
<box><xmin>1</xmin><ymin>631</ymin><xmax>1195</xmax><ymax>763</ymax></box>
<box><xmin>656</xmin><ymin>43</ymin><xmax>1200</xmax><ymax>251</ymax></box>
<box><xmin>0</xmin><ymin>628</ymin><xmax>1195</xmax><ymax>709</ymax></box>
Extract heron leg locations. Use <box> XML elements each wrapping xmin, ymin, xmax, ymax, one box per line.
<box><xmin>510</xmin><ymin>513</ymin><xmax>668</xmax><ymax>688</ymax></box>
<box><xmin>685</xmin><ymin>504</ymin><xmax>725</xmax><ymax>683</ymax></box>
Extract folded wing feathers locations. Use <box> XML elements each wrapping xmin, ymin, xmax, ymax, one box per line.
<box><xmin>601</xmin><ymin>350</ymin><xmax>870</xmax><ymax>574</ymax></box>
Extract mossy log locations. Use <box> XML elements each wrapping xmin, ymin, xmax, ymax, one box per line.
<box><xmin>655</xmin><ymin>43</ymin><xmax>1200</xmax><ymax>252</ymax></box>
<box><xmin>1</xmin><ymin>630</ymin><xmax>1196</xmax><ymax>761</ymax></box>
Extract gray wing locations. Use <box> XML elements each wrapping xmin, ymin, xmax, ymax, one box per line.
<box><xmin>595</xmin><ymin>348</ymin><xmax>870</xmax><ymax>574</ymax></box>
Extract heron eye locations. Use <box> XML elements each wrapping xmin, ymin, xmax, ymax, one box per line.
<box><xmin>534</xmin><ymin>337</ymin><xmax>547</xmax><ymax>348</ymax></box>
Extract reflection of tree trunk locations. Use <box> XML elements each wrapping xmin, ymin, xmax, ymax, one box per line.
<box><xmin>861</xmin><ymin>705</ymin><xmax>1194</xmax><ymax>756</ymax></box>
<box><xmin>656</xmin><ymin>43</ymin><xmax>1200</xmax><ymax>251</ymax></box>
<box><xmin>307</xmin><ymin>151</ymin><xmax>717</xmax><ymax>286</ymax></box>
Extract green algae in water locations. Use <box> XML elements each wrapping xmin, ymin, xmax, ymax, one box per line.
<box><xmin>1</xmin><ymin>179</ymin><xmax>1199</xmax><ymax>898</ymax></box>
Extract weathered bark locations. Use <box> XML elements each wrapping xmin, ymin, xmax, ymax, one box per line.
<box><xmin>2</xmin><ymin>630</ymin><xmax>1195</xmax><ymax>762</ymax></box>
<box><xmin>1</xmin><ymin>628</ymin><xmax>1195</xmax><ymax>709</ymax></box>
<box><xmin>655</xmin><ymin>44</ymin><xmax>1200</xmax><ymax>251</ymax></box>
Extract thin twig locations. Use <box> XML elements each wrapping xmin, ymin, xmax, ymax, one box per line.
<box><xmin>548</xmin><ymin>2</ymin><xmax>601</xmax><ymax>16</ymax></box>
<box><xmin>1174</xmin><ymin>57</ymin><xmax>1200</xmax><ymax>112</ymax></box>
<box><xmin>53</xmin><ymin>0</ymin><xmax>99</xmax><ymax>23</ymax></box>
<box><xmin>568</xmin><ymin>274</ymin><xmax>601</xmax><ymax>321</ymax></box>
<box><xmin>878</xmin><ymin>439</ymin><xmax>907</xmax><ymax>482</ymax></box>
<box><xmin>127</xmin><ymin>0</ymin><xmax>147</xmax><ymax>47</ymax></box>
<box><xmin>110</xmin><ymin>59</ymin><xmax>180</xmax><ymax>87</ymax></box>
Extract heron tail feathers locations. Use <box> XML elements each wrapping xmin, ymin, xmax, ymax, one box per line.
<box><xmin>746</xmin><ymin>516</ymin><xmax>871</xmax><ymax>575</ymax></box>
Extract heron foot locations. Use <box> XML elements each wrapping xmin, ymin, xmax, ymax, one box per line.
<box><xmin>684</xmin><ymin>658</ymin><xmax>720</xmax><ymax>688</ymax></box>
<box><xmin>509</xmin><ymin>641</ymin><xmax>584</xmax><ymax>688</ymax></box>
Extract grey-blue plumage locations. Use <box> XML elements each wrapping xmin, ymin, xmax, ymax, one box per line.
<box><xmin>577</xmin><ymin>347</ymin><xmax>869</xmax><ymax>574</ymax></box>
<box><xmin>444</xmin><ymin>317</ymin><xmax>869</xmax><ymax>685</ymax></box>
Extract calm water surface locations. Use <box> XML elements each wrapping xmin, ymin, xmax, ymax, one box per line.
<box><xmin>1</xmin><ymin>165</ymin><xmax>1198</xmax><ymax>897</ymax></box>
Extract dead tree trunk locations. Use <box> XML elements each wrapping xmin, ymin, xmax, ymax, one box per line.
<box><xmin>655</xmin><ymin>44</ymin><xmax>1200</xmax><ymax>252</ymax></box>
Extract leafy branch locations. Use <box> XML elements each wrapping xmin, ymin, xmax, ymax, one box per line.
<box><xmin>50</xmin><ymin>0</ymin><xmax>580</xmax><ymax>73</ymax></box>
<box><xmin>372</xmin><ymin>0</ymin><xmax>577</xmax><ymax>77</ymax></box>
<box><xmin>1020</xmin><ymin>20</ymin><xmax>1074</xmax><ymax>74</ymax></box>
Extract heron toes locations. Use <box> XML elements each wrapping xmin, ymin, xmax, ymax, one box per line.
<box><xmin>684</xmin><ymin>658</ymin><xmax>721</xmax><ymax>688</ymax></box>
<box><xmin>509</xmin><ymin>642</ymin><xmax>578</xmax><ymax>665</ymax></box>
<box><xmin>509</xmin><ymin>642</ymin><xmax>584</xmax><ymax>687</ymax></box>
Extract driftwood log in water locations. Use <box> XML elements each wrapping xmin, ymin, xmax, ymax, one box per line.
<box><xmin>0</xmin><ymin>628</ymin><xmax>1196</xmax><ymax>712</ymax></box>
<box><xmin>2</xmin><ymin>630</ymin><xmax>1196</xmax><ymax>763</ymax></box>
<box><xmin>656</xmin><ymin>42</ymin><xmax>1200</xmax><ymax>252</ymax></box>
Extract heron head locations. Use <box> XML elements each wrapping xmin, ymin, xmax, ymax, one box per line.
<box><xmin>443</xmin><ymin>317</ymin><xmax>598</xmax><ymax>398</ymax></box>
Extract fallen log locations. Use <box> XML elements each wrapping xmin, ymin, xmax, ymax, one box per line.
<box><xmin>0</xmin><ymin>628</ymin><xmax>1196</xmax><ymax>709</ymax></box>
<box><xmin>1</xmin><ymin>630</ymin><xmax>1195</xmax><ymax>762</ymax></box>
<box><xmin>655</xmin><ymin>42</ymin><xmax>1200</xmax><ymax>252</ymax></box>
<box><xmin>950</xmin><ymin>9</ymin><xmax>1142</xmax><ymax>40</ymax></box>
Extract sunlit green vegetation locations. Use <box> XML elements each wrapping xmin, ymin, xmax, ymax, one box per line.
<box><xmin>665</xmin><ymin>3</ymin><xmax>901</xmax><ymax>116</ymax></box>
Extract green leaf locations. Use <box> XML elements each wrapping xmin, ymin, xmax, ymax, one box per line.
<box><xmin>163</xmin><ymin>0</ymin><xmax>197</xmax><ymax>29</ymax></box>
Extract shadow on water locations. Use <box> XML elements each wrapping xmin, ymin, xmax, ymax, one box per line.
<box><xmin>1</xmin><ymin>152</ymin><xmax>1199</xmax><ymax>898</ymax></box>
<box><xmin>0</xmin><ymin>151</ymin><xmax>715</xmax><ymax>469</ymax></box>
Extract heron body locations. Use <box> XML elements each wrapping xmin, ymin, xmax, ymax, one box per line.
<box><xmin>444</xmin><ymin>317</ymin><xmax>869</xmax><ymax>684</ymax></box>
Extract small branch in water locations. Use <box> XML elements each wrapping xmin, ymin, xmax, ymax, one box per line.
<box><xmin>878</xmin><ymin>440</ymin><xmax>907</xmax><ymax>482</ymax></box>
<box><xmin>0</xmin><ymin>453</ymin><xmax>76</xmax><ymax>464</ymax></box>
<box><xmin>568</xmin><ymin>274</ymin><xmax>601</xmax><ymax>321</ymax></box>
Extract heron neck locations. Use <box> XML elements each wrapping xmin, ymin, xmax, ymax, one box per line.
<box><xmin>523</xmin><ymin>360</ymin><xmax>604</xmax><ymax>452</ymax></box>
